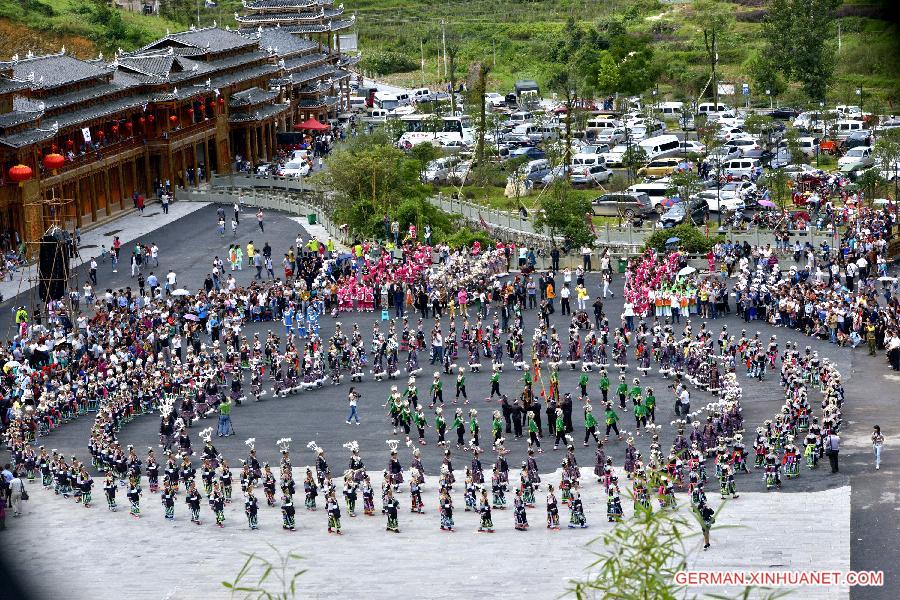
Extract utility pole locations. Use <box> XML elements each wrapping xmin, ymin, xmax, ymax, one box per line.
<box><xmin>441</xmin><ymin>19</ymin><xmax>448</xmax><ymax>79</ymax></box>
<box><xmin>420</xmin><ymin>37</ymin><xmax>425</xmax><ymax>88</ymax></box>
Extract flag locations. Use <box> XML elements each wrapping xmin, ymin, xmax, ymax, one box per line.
<box><xmin>81</xmin><ymin>127</ymin><xmax>91</xmax><ymax>143</ymax></box>
<box><xmin>478</xmin><ymin>212</ymin><xmax>491</xmax><ymax>231</ymax></box>
<box><xmin>214</xmin><ymin>88</ymin><xmax>221</xmax><ymax>98</ymax></box>
<box><xmin>586</xmin><ymin>211</ymin><xmax>598</xmax><ymax>237</ymax></box>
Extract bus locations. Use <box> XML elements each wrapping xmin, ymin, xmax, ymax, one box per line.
<box><xmin>396</xmin><ymin>114</ymin><xmax>475</xmax><ymax>148</ymax></box>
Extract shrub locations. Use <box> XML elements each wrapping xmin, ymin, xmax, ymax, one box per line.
<box><xmin>645</xmin><ymin>224</ymin><xmax>723</xmax><ymax>254</ymax></box>
<box><xmin>442</xmin><ymin>228</ymin><xmax>494</xmax><ymax>249</ymax></box>
<box><xmin>360</xmin><ymin>51</ymin><xmax>417</xmax><ymax>76</ymax></box>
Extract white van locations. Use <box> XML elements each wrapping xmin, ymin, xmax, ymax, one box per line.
<box><xmin>571</xmin><ymin>153</ymin><xmax>604</xmax><ymax>168</ymax></box>
<box><xmin>374</xmin><ymin>92</ymin><xmax>398</xmax><ymax>112</ymax></box>
<box><xmin>411</xmin><ymin>88</ymin><xmax>432</xmax><ymax>102</ymax></box>
<box><xmin>638</xmin><ymin>134</ymin><xmax>681</xmax><ymax>160</ymax></box>
<box><xmin>796</xmin><ymin>137</ymin><xmax>820</xmax><ymax>156</ymax></box>
<box><xmin>508</xmin><ymin>123</ymin><xmax>558</xmax><ymax>143</ymax></box>
<box><xmin>831</xmin><ymin>120</ymin><xmax>865</xmax><ymax>140</ymax></box>
<box><xmin>507</xmin><ymin>111</ymin><xmax>533</xmax><ymax>127</ymax></box>
<box><xmin>835</xmin><ymin>105</ymin><xmax>863</xmax><ymax>119</ymax></box>
<box><xmin>722</xmin><ymin>157</ymin><xmax>760</xmax><ymax>180</ymax></box>
<box><xmin>586</xmin><ymin>116</ymin><xmax>621</xmax><ymax>133</ymax></box>
<box><xmin>697</xmin><ymin>102</ymin><xmax>731</xmax><ymax>116</ymax></box>
<box><xmin>657</xmin><ymin>102</ymin><xmax>684</xmax><ymax>117</ymax></box>
<box><xmin>627</xmin><ymin>182</ymin><xmax>670</xmax><ymax>211</ymax></box>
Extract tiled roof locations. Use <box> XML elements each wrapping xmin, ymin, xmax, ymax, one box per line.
<box><xmin>117</xmin><ymin>55</ymin><xmax>176</xmax><ymax>78</ymax></box>
<box><xmin>0</xmin><ymin>78</ymin><xmax>29</xmax><ymax>95</ymax></box>
<box><xmin>229</xmin><ymin>86</ymin><xmax>279</xmax><ymax>107</ymax></box>
<box><xmin>0</xmin><ymin>54</ymin><xmax>111</xmax><ymax>90</ymax></box>
<box><xmin>0</xmin><ymin>110</ymin><xmax>41</xmax><ymax>129</ymax></box>
<box><xmin>288</xmin><ymin>64</ymin><xmax>334</xmax><ymax>84</ymax></box>
<box><xmin>283</xmin><ymin>52</ymin><xmax>328</xmax><ymax>72</ymax></box>
<box><xmin>228</xmin><ymin>102</ymin><xmax>290</xmax><ymax>123</ymax></box>
<box><xmin>243</xmin><ymin>0</ymin><xmax>327</xmax><ymax>9</ymax></box>
<box><xmin>135</xmin><ymin>27</ymin><xmax>258</xmax><ymax>55</ymax></box>
<box><xmin>252</xmin><ymin>28</ymin><xmax>320</xmax><ymax>56</ymax></box>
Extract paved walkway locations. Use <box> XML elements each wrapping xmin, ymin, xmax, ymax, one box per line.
<box><xmin>0</xmin><ymin>201</ymin><xmax>209</xmax><ymax>302</ymax></box>
<box><xmin>2</xmin><ymin>469</ymin><xmax>850</xmax><ymax>600</ymax></box>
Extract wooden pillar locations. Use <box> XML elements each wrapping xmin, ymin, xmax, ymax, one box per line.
<box><xmin>73</xmin><ymin>179</ymin><xmax>83</xmax><ymax>228</ymax></box>
<box><xmin>244</xmin><ymin>128</ymin><xmax>251</xmax><ymax>166</ymax></box>
<box><xmin>180</xmin><ymin>148</ymin><xmax>187</xmax><ymax>188</ymax></box>
<box><xmin>89</xmin><ymin>173</ymin><xmax>98</xmax><ymax>222</ymax></box>
<box><xmin>103</xmin><ymin>169</ymin><xmax>112</xmax><ymax>216</ymax></box>
<box><xmin>118</xmin><ymin>162</ymin><xmax>126</xmax><ymax>209</ymax></box>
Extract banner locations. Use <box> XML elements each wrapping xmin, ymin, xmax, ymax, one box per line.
<box><xmin>81</xmin><ymin>127</ymin><xmax>91</xmax><ymax>143</ymax></box>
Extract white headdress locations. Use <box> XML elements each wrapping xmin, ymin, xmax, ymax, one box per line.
<box><xmin>245</xmin><ymin>438</ymin><xmax>256</xmax><ymax>451</ymax></box>
<box><xmin>199</xmin><ymin>427</ymin><xmax>213</xmax><ymax>443</ymax></box>
<box><xmin>342</xmin><ymin>441</ymin><xmax>359</xmax><ymax>453</ymax></box>
<box><xmin>385</xmin><ymin>440</ymin><xmax>400</xmax><ymax>453</ymax></box>
<box><xmin>276</xmin><ymin>437</ymin><xmax>292</xmax><ymax>452</ymax></box>
<box><xmin>307</xmin><ymin>441</ymin><xmax>323</xmax><ymax>454</ymax></box>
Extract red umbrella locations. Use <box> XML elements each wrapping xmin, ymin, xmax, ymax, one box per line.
<box><xmin>294</xmin><ymin>118</ymin><xmax>329</xmax><ymax>132</ymax></box>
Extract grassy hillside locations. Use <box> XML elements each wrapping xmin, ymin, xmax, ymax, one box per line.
<box><xmin>0</xmin><ymin>0</ymin><xmax>896</xmax><ymax>109</ymax></box>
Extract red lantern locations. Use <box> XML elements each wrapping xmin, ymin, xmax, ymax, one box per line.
<box><xmin>148</xmin><ymin>115</ymin><xmax>155</xmax><ymax>123</ymax></box>
<box><xmin>188</xmin><ymin>108</ymin><xmax>194</xmax><ymax>116</ymax></box>
<box><xmin>139</xmin><ymin>117</ymin><xmax>146</xmax><ymax>124</ymax></box>
<box><xmin>125</xmin><ymin>121</ymin><xmax>133</xmax><ymax>130</ymax></box>
<box><xmin>96</xmin><ymin>130</ymin><xmax>104</xmax><ymax>139</ymax></box>
<box><xmin>7</xmin><ymin>164</ymin><xmax>33</xmax><ymax>184</ymax></box>
<box><xmin>66</xmin><ymin>139</ymin><xmax>74</xmax><ymax>148</ymax></box>
<box><xmin>218</xmin><ymin>97</ymin><xmax>225</xmax><ymax>104</ymax></box>
<box><xmin>111</xmin><ymin>125</ymin><xmax>119</xmax><ymax>134</ymax></box>
<box><xmin>169</xmin><ymin>115</ymin><xmax>178</xmax><ymax>124</ymax></box>
<box><xmin>43</xmin><ymin>153</ymin><xmax>65</xmax><ymax>170</ymax></box>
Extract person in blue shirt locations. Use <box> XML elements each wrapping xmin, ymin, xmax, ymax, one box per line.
<box><xmin>306</xmin><ymin>303</ymin><xmax>319</xmax><ymax>336</ymax></box>
<box><xmin>283</xmin><ymin>305</ymin><xmax>294</xmax><ymax>337</ymax></box>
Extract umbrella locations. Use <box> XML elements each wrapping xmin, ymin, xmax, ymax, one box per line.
<box><xmin>184</xmin><ymin>314</ymin><xmax>200</xmax><ymax>322</ymax></box>
<box><xmin>678</xmin><ymin>266</ymin><xmax>697</xmax><ymax>276</ymax></box>
<box><xmin>665</xmin><ymin>237</ymin><xmax>680</xmax><ymax>245</ymax></box>
<box><xmin>4</xmin><ymin>360</ymin><xmax>20</xmax><ymax>369</ymax></box>
<box><xmin>293</xmin><ymin>118</ymin><xmax>329</xmax><ymax>132</ymax></box>
<box><xmin>171</xmin><ymin>288</ymin><xmax>191</xmax><ymax>297</ymax></box>
<box><xmin>877</xmin><ymin>276</ymin><xmax>897</xmax><ymax>282</ymax></box>
<box><xmin>660</xmin><ymin>197</ymin><xmax>680</xmax><ymax>208</ymax></box>
<box><xmin>758</xmin><ymin>199</ymin><xmax>776</xmax><ymax>208</ymax></box>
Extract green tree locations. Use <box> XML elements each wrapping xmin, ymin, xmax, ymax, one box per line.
<box><xmin>596</xmin><ymin>51</ymin><xmax>621</xmax><ymax>95</ymax></box>
<box><xmin>666</xmin><ymin>169</ymin><xmax>703</xmax><ymax>205</ymax></box>
<box><xmin>743</xmin><ymin>50</ymin><xmax>785</xmax><ymax>99</ymax></box>
<box><xmin>742</xmin><ymin>114</ymin><xmax>775</xmax><ymax>150</ymax></box>
<box><xmin>534</xmin><ymin>180</ymin><xmax>594</xmax><ymax>247</ymax></box>
<box><xmin>857</xmin><ymin>168</ymin><xmax>885</xmax><ymax>206</ymax></box>
<box><xmin>547</xmin><ymin>65</ymin><xmax>580</xmax><ymax>166</ymax></box>
<box><xmin>873</xmin><ymin>131</ymin><xmax>900</xmax><ymax>198</ymax></box>
<box><xmin>762</xmin><ymin>0</ymin><xmax>842</xmax><ymax>101</ymax></box>
<box><xmin>466</xmin><ymin>61</ymin><xmax>491</xmax><ymax>167</ymax></box>
<box><xmin>759</xmin><ymin>167</ymin><xmax>791</xmax><ymax>215</ymax></box>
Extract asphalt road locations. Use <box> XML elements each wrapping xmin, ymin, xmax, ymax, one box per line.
<box><xmin>0</xmin><ymin>204</ymin><xmax>896</xmax><ymax>597</ymax></box>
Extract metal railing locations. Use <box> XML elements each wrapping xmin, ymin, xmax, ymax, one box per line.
<box><xmin>210</xmin><ymin>172</ymin><xmax>321</xmax><ymax>193</ymax></box>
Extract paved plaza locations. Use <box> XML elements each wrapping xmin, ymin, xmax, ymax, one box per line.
<box><xmin>0</xmin><ymin>202</ymin><xmax>895</xmax><ymax>600</ymax></box>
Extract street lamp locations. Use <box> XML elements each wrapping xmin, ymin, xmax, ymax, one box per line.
<box><xmin>856</xmin><ymin>87</ymin><xmax>863</xmax><ymax>115</ymax></box>
<box><xmin>766</xmin><ymin>89</ymin><xmax>772</xmax><ymax>111</ymax></box>
<box><xmin>816</xmin><ymin>101</ymin><xmax>825</xmax><ymax>168</ymax></box>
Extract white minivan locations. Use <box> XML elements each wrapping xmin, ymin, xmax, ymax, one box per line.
<box><xmin>831</xmin><ymin>120</ymin><xmax>865</xmax><ymax>140</ymax></box>
<box><xmin>638</xmin><ymin>134</ymin><xmax>681</xmax><ymax>160</ymax></box>
<box><xmin>627</xmin><ymin>182</ymin><xmax>670</xmax><ymax>211</ymax></box>
<box><xmin>697</xmin><ymin>102</ymin><xmax>731</xmax><ymax>116</ymax></box>
<box><xmin>657</xmin><ymin>102</ymin><xmax>684</xmax><ymax>117</ymax></box>
<box><xmin>571</xmin><ymin>153</ymin><xmax>604</xmax><ymax>168</ymax></box>
<box><xmin>722</xmin><ymin>157</ymin><xmax>760</xmax><ymax>180</ymax></box>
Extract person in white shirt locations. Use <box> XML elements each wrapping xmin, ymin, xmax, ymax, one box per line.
<box><xmin>9</xmin><ymin>474</ymin><xmax>24</xmax><ymax>517</ymax></box>
<box><xmin>165</xmin><ymin>270</ymin><xmax>177</xmax><ymax>295</ymax></box>
<box><xmin>150</xmin><ymin>243</ymin><xmax>159</xmax><ymax>267</ymax></box>
<box><xmin>560</xmin><ymin>284</ymin><xmax>572</xmax><ymax>316</ymax></box>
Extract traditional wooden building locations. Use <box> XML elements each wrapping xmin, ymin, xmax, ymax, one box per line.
<box><xmin>0</xmin><ymin>25</ymin><xmax>350</xmax><ymax>246</ymax></box>
<box><xmin>237</xmin><ymin>0</ymin><xmax>357</xmax><ymax>122</ymax></box>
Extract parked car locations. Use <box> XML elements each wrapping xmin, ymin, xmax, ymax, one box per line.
<box><xmin>677</xmin><ymin>140</ymin><xmax>706</xmax><ymax>155</ymax></box>
<box><xmin>576</xmin><ymin>144</ymin><xmax>611</xmax><ymax>156</ymax></box>
<box><xmin>839</xmin><ymin>131</ymin><xmax>872</xmax><ymax>152</ymax></box>
<box><xmin>729</xmin><ymin>138</ymin><xmax>762</xmax><ymax>156</ymax></box>
<box><xmin>766</xmin><ymin>106</ymin><xmax>801</xmax><ymax>120</ymax></box>
<box><xmin>838</xmin><ymin>146</ymin><xmax>875</xmax><ymax>171</ymax></box>
<box><xmin>691</xmin><ymin>189</ymin><xmax>745</xmax><ymax>213</ymax></box>
<box><xmin>637</xmin><ymin>157</ymin><xmax>681</xmax><ymax>178</ymax></box>
<box><xmin>277</xmin><ymin>161</ymin><xmax>310</xmax><ymax>177</ymax></box>
<box><xmin>718</xmin><ymin>180</ymin><xmax>757</xmax><ymax>203</ymax></box>
<box><xmin>570</xmin><ymin>164</ymin><xmax>613</xmax><ymax>187</ymax></box>
<box><xmin>485</xmin><ymin>92</ymin><xmax>505</xmax><ymax>108</ymax></box>
<box><xmin>540</xmin><ymin>165</ymin><xmax>570</xmax><ymax>186</ymax></box>
<box><xmin>594</xmin><ymin>127</ymin><xmax>626</xmax><ymax>146</ymax></box>
<box><xmin>705</xmin><ymin>146</ymin><xmax>740</xmax><ymax>165</ymax></box>
<box><xmin>507</xmin><ymin>146</ymin><xmax>546</xmax><ymax>161</ymax></box>
<box><xmin>592</xmin><ymin>192</ymin><xmax>653</xmax><ymax>219</ymax></box>
<box><xmin>519</xmin><ymin>159</ymin><xmax>553</xmax><ymax>183</ymax></box>
<box><xmin>782</xmin><ymin>164</ymin><xmax>818</xmax><ymax>180</ymax></box>
<box><xmin>601</xmin><ymin>144</ymin><xmax>629</xmax><ymax>166</ymax></box>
